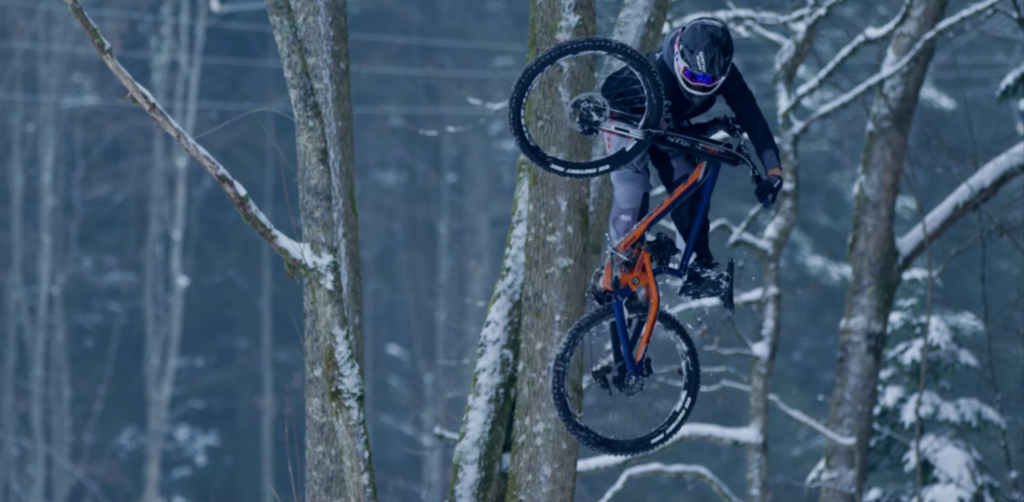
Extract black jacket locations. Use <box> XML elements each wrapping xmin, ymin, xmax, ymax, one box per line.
<box><xmin>602</xmin><ymin>52</ymin><xmax>781</xmax><ymax>172</ymax></box>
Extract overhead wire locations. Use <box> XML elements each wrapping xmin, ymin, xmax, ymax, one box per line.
<box><xmin>0</xmin><ymin>39</ymin><xmax>521</xmax><ymax>79</ymax></box>
<box><xmin>0</xmin><ymin>91</ymin><xmax>503</xmax><ymax>116</ymax></box>
<box><xmin>0</xmin><ymin>0</ymin><xmax>527</xmax><ymax>52</ymax></box>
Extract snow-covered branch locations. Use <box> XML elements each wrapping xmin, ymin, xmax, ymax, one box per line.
<box><xmin>768</xmin><ymin>394</ymin><xmax>855</xmax><ymax>446</ymax></box>
<box><xmin>783</xmin><ymin>0</ymin><xmax>913</xmax><ymax>115</ymax></box>
<box><xmin>707</xmin><ymin>379</ymin><xmax>856</xmax><ymax>445</ymax></box>
<box><xmin>675</xmin><ymin>5</ymin><xmax>811</xmax><ymax>28</ymax></box>
<box><xmin>711</xmin><ymin>205</ymin><xmax>773</xmax><ymax>255</ymax></box>
<box><xmin>433</xmin><ymin>425</ymin><xmax>460</xmax><ymax>443</ymax></box>
<box><xmin>60</xmin><ymin>0</ymin><xmax>325</xmax><ymax>277</ymax></box>
<box><xmin>738</xmin><ymin>19</ymin><xmax>789</xmax><ymax>46</ymax></box>
<box><xmin>668</xmin><ymin>287</ymin><xmax>770</xmax><ymax>314</ymax></box>
<box><xmin>997</xmin><ymin>63</ymin><xmax>1024</xmax><ymax>100</ymax></box>
<box><xmin>897</xmin><ymin>142</ymin><xmax>1024</xmax><ymax>271</ymax></box>
<box><xmin>597</xmin><ymin>462</ymin><xmax>742</xmax><ymax>502</ymax></box>
<box><xmin>578</xmin><ymin>423</ymin><xmax>760</xmax><ymax>474</ymax></box>
<box><xmin>794</xmin><ymin>0</ymin><xmax>1002</xmax><ymax>135</ymax></box>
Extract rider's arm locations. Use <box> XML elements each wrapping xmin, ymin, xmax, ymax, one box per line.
<box><xmin>719</xmin><ymin>65</ymin><xmax>782</xmax><ymax>174</ymax></box>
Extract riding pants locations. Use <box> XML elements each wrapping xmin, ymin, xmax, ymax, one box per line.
<box><xmin>605</xmin><ymin>133</ymin><xmax>713</xmax><ymax>262</ymax></box>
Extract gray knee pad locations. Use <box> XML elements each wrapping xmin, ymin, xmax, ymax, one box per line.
<box><xmin>608</xmin><ymin>167</ymin><xmax>651</xmax><ymax>242</ymax></box>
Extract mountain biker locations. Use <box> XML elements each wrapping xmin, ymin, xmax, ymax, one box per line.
<box><xmin>599</xmin><ymin>17</ymin><xmax>783</xmax><ymax>298</ymax></box>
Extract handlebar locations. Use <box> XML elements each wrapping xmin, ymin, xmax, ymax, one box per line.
<box><xmin>649</xmin><ymin>116</ymin><xmax>773</xmax><ymax>208</ymax></box>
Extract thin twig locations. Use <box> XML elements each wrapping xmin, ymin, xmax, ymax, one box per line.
<box><xmin>59</xmin><ymin>0</ymin><xmax>324</xmax><ymax>277</ymax></box>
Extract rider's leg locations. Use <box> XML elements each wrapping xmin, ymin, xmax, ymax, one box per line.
<box><xmin>605</xmin><ymin>135</ymin><xmax>652</xmax><ymax>243</ymax></box>
<box><xmin>649</xmin><ymin>147</ymin><xmax>714</xmax><ymax>265</ymax></box>
<box><xmin>589</xmin><ymin>134</ymin><xmax>652</xmax><ymax>305</ymax></box>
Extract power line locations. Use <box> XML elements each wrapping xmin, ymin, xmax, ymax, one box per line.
<box><xmin>0</xmin><ymin>0</ymin><xmax>527</xmax><ymax>52</ymax></box>
<box><xmin>0</xmin><ymin>40</ymin><xmax>521</xmax><ymax>79</ymax></box>
<box><xmin>0</xmin><ymin>37</ymin><xmax>1010</xmax><ymax>83</ymax></box>
<box><xmin>0</xmin><ymin>91</ymin><xmax>503</xmax><ymax>116</ymax></box>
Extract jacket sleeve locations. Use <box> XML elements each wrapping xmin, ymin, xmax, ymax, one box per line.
<box><xmin>719</xmin><ymin>64</ymin><xmax>782</xmax><ymax>172</ymax></box>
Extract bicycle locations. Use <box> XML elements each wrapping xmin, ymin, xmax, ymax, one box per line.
<box><xmin>507</xmin><ymin>37</ymin><xmax>770</xmax><ymax>456</ymax></box>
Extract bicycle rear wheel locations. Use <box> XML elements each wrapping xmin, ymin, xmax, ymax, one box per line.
<box><xmin>551</xmin><ymin>301</ymin><xmax>700</xmax><ymax>456</ymax></box>
<box><xmin>508</xmin><ymin>37</ymin><xmax>664</xmax><ymax>177</ymax></box>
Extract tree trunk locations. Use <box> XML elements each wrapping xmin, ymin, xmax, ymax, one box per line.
<box><xmin>264</xmin><ymin>1</ymin><xmax>375</xmax><ymax>500</ymax></box>
<box><xmin>448</xmin><ymin>164</ymin><xmax>529</xmax><ymax>502</ymax></box>
<box><xmin>587</xmin><ymin>0</ymin><xmax>670</xmax><ymax>267</ymax></box>
<box><xmin>737</xmin><ymin>15</ymin><xmax>824</xmax><ymax>498</ymax></box>
<box><xmin>1</xmin><ymin>24</ymin><xmax>27</xmax><ymax>501</ymax></box>
<box><xmin>31</xmin><ymin>7</ymin><xmax>64</xmax><ymax>497</ymax></box>
<box><xmin>744</xmin><ymin>132</ymin><xmax>799</xmax><ymax>502</ymax></box>
<box><xmin>142</xmin><ymin>0</ymin><xmax>173</xmax><ymax>493</ymax></box>
<box><xmin>142</xmin><ymin>0</ymin><xmax>205</xmax><ymax>497</ymax></box>
<box><xmin>260</xmin><ymin>98</ymin><xmax>278</xmax><ymax>502</ymax></box>
<box><xmin>423</xmin><ymin>133</ymin><xmax>455</xmax><ymax>501</ymax></box>
<box><xmin>819</xmin><ymin>1</ymin><xmax>950</xmax><ymax>499</ymax></box>
<box><xmin>50</xmin><ymin>274</ymin><xmax>72</xmax><ymax>502</ymax></box>
<box><xmin>143</xmin><ymin>1</ymin><xmax>207</xmax><ymax>499</ymax></box>
<box><xmin>504</xmin><ymin>2</ymin><xmax>596</xmax><ymax>500</ymax></box>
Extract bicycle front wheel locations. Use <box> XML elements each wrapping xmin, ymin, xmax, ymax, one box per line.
<box><xmin>508</xmin><ymin>37</ymin><xmax>664</xmax><ymax>177</ymax></box>
<box><xmin>551</xmin><ymin>301</ymin><xmax>700</xmax><ymax>456</ymax></box>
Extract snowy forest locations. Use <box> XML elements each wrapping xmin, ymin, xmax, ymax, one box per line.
<box><xmin>0</xmin><ymin>0</ymin><xmax>1022</xmax><ymax>501</ymax></box>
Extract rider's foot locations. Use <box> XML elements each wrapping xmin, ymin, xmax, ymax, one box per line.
<box><xmin>679</xmin><ymin>257</ymin><xmax>730</xmax><ymax>300</ymax></box>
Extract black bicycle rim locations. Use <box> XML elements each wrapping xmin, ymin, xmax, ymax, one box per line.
<box><xmin>551</xmin><ymin>301</ymin><xmax>700</xmax><ymax>456</ymax></box>
<box><xmin>508</xmin><ymin>37</ymin><xmax>665</xmax><ymax>178</ymax></box>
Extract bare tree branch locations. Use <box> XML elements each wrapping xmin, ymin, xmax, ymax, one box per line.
<box><xmin>675</xmin><ymin>6</ymin><xmax>809</xmax><ymax>28</ymax></box>
<box><xmin>711</xmin><ymin>204</ymin><xmax>773</xmax><ymax>255</ymax></box>
<box><xmin>577</xmin><ymin>423</ymin><xmax>761</xmax><ymax>474</ymax></box>
<box><xmin>783</xmin><ymin>0</ymin><xmax>913</xmax><ymax>115</ymax></box>
<box><xmin>706</xmin><ymin>379</ymin><xmax>856</xmax><ymax>445</ymax></box>
<box><xmin>597</xmin><ymin>462</ymin><xmax>742</xmax><ymax>502</ymax></box>
<box><xmin>59</xmin><ymin>0</ymin><xmax>327</xmax><ymax>278</ymax></box>
<box><xmin>897</xmin><ymin>142</ymin><xmax>1024</xmax><ymax>271</ymax></box>
<box><xmin>794</xmin><ymin>0</ymin><xmax>1003</xmax><ymax>135</ymax></box>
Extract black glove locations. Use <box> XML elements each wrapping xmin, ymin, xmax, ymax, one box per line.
<box><xmin>755</xmin><ymin>175</ymin><xmax>783</xmax><ymax>207</ymax></box>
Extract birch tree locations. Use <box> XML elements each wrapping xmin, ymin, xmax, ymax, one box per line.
<box><xmin>61</xmin><ymin>0</ymin><xmax>375</xmax><ymax>500</ymax></box>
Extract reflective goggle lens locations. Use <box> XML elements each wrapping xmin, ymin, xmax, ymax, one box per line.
<box><xmin>681</xmin><ymin>65</ymin><xmax>721</xmax><ymax>87</ymax></box>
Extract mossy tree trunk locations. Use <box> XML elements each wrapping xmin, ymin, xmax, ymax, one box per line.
<box><xmin>264</xmin><ymin>1</ymin><xmax>375</xmax><ymax>501</ymax></box>
<box><xmin>504</xmin><ymin>1</ymin><xmax>597</xmax><ymax>501</ymax></box>
<box><xmin>448</xmin><ymin>164</ymin><xmax>529</xmax><ymax>502</ymax></box>
<box><xmin>819</xmin><ymin>1</ymin><xmax>949</xmax><ymax>499</ymax></box>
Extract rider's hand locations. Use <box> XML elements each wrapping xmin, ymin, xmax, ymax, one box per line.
<box><xmin>755</xmin><ymin>167</ymin><xmax>783</xmax><ymax>206</ymax></box>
